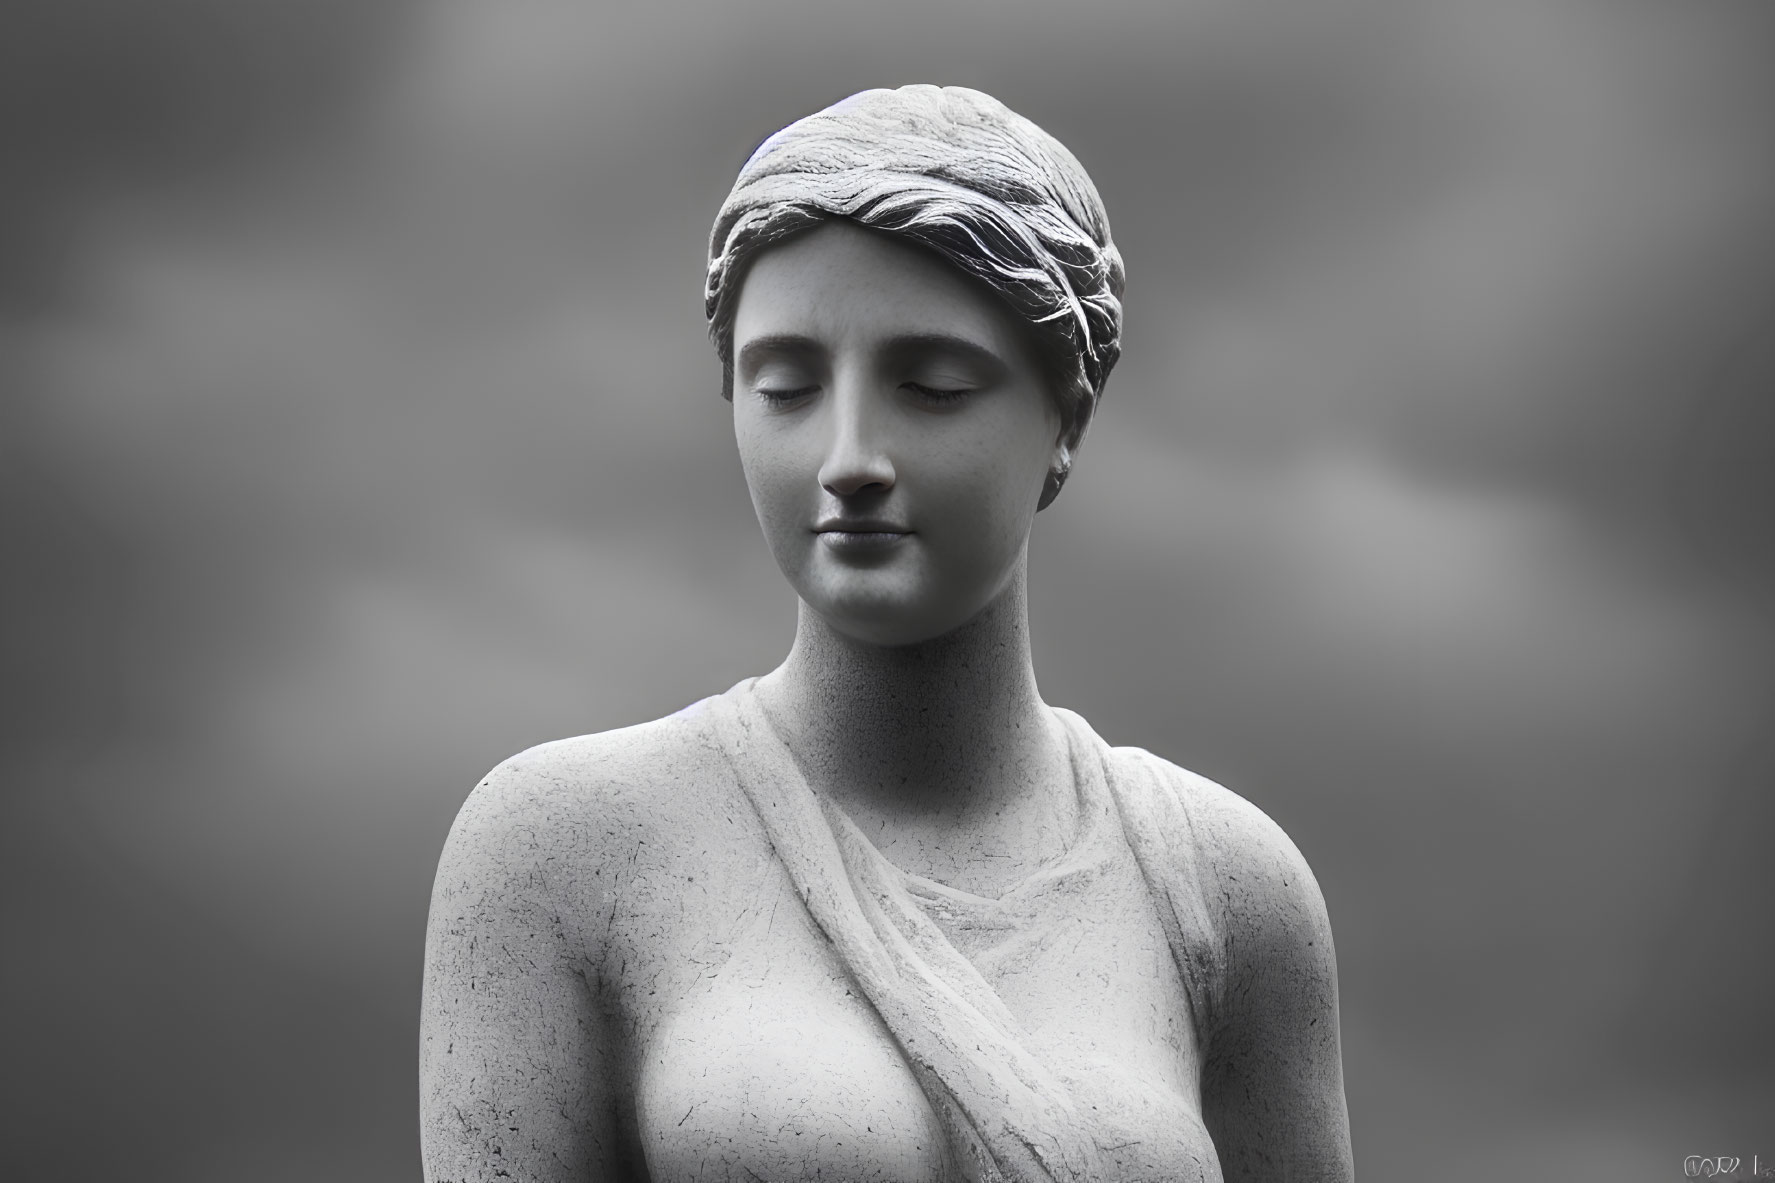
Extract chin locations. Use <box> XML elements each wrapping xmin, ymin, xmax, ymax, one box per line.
<box><xmin>788</xmin><ymin>547</ymin><xmax>1015</xmax><ymax>647</ymax></box>
<box><xmin>804</xmin><ymin>584</ymin><xmax>989</xmax><ymax>649</ymax></box>
<box><xmin>811</xmin><ymin>601</ymin><xmax>941</xmax><ymax>648</ymax></box>
<box><xmin>829</xmin><ymin>615</ymin><xmax>956</xmax><ymax>649</ymax></box>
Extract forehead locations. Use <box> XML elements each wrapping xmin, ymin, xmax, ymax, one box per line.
<box><xmin>731</xmin><ymin>221</ymin><xmax>1029</xmax><ymax>358</ymax></box>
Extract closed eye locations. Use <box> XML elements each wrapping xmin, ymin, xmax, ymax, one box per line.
<box><xmin>903</xmin><ymin>382</ymin><xmax>972</xmax><ymax>406</ymax></box>
<box><xmin>753</xmin><ymin>386</ymin><xmax>818</xmax><ymax>406</ymax></box>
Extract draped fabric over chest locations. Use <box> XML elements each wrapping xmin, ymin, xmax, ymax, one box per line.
<box><xmin>704</xmin><ymin>680</ymin><xmax>1227</xmax><ymax>1183</ymax></box>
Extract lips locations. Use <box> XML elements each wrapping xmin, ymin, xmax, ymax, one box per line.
<box><xmin>814</xmin><ymin>517</ymin><xmax>911</xmax><ymax>550</ymax></box>
<box><xmin>813</xmin><ymin>517</ymin><xmax>911</xmax><ymax>535</ymax></box>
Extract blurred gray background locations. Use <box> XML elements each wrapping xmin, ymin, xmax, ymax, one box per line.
<box><xmin>4</xmin><ymin>2</ymin><xmax>1771</xmax><ymax>1180</ymax></box>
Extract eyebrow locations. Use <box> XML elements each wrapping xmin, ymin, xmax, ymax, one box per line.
<box><xmin>736</xmin><ymin>334</ymin><xmax>824</xmax><ymax>374</ymax></box>
<box><xmin>880</xmin><ymin>333</ymin><xmax>1009</xmax><ymax>377</ymax></box>
<box><xmin>736</xmin><ymin>332</ymin><xmax>1010</xmax><ymax>379</ymax></box>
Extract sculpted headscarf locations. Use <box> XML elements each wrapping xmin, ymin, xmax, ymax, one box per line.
<box><xmin>705</xmin><ymin>85</ymin><xmax>1124</xmax><ymax>468</ymax></box>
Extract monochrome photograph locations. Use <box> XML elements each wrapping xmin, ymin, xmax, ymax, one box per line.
<box><xmin>3</xmin><ymin>3</ymin><xmax>1770</xmax><ymax>1180</ymax></box>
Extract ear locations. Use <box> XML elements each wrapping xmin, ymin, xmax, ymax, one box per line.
<box><xmin>1037</xmin><ymin>395</ymin><xmax>1092</xmax><ymax>512</ymax></box>
<box><xmin>1036</xmin><ymin>439</ymin><xmax>1074</xmax><ymax>512</ymax></box>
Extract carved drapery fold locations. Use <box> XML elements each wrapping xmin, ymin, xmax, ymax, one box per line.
<box><xmin>706</xmin><ymin>680</ymin><xmax>1224</xmax><ymax>1183</ymax></box>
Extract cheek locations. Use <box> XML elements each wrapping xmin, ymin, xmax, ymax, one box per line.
<box><xmin>733</xmin><ymin>419</ymin><xmax>792</xmax><ymax>507</ymax></box>
<box><xmin>919</xmin><ymin>441</ymin><xmax>1044</xmax><ymax>555</ymax></box>
<box><xmin>734</xmin><ymin>419</ymin><xmax>817</xmax><ymax>573</ymax></box>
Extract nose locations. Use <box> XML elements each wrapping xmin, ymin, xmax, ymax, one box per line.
<box><xmin>817</xmin><ymin>379</ymin><xmax>896</xmax><ymax>497</ymax></box>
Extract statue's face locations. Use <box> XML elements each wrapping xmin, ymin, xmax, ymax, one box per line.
<box><xmin>731</xmin><ymin>220</ymin><xmax>1062</xmax><ymax>647</ymax></box>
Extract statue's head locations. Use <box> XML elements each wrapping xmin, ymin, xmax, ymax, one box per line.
<box><xmin>707</xmin><ymin>85</ymin><xmax>1123</xmax><ymax>484</ymax></box>
<box><xmin>707</xmin><ymin>86</ymin><xmax>1122</xmax><ymax>645</ymax></box>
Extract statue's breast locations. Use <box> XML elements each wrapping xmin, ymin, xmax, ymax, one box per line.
<box><xmin>617</xmin><ymin>697</ymin><xmax>1225</xmax><ymax>1181</ymax></box>
<box><xmin>626</xmin><ymin>853</ymin><xmax>1225</xmax><ymax>1183</ymax></box>
<box><xmin>634</xmin><ymin>942</ymin><xmax>960</xmax><ymax>1183</ymax></box>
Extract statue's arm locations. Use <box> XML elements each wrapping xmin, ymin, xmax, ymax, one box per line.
<box><xmin>1194</xmin><ymin>789</ymin><xmax>1354</xmax><ymax>1182</ymax></box>
<box><xmin>419</xmin><ymin>750</ymin><xmax>625</xmax><ymax>1183</ymax></box>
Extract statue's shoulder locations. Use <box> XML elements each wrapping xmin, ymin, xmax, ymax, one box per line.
<box><xmin>441</xmin><ymin>694</ymin><xmax>737</xmax><ymax>885</ymax></box>
<box><xmin>483</xmin><ymin>695</ymin><xmax>728</xmax><ymax>805</ymax></box>
<box><xmin>1102</xmin><ymin>741</ymin><xmax>1332</xmax><ymax>945</ymax></box>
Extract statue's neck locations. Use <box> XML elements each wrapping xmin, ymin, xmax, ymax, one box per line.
<box><xmin>754</xmin><ymin>569</ymin><xmax>1064</xmax><ymax>830</ymax></box>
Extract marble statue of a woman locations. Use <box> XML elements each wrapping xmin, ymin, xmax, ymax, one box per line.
<box><xmin>420</xmin><ymin>85</ymin><xmax>1353</xmax><ymax>1183</ymax></box>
